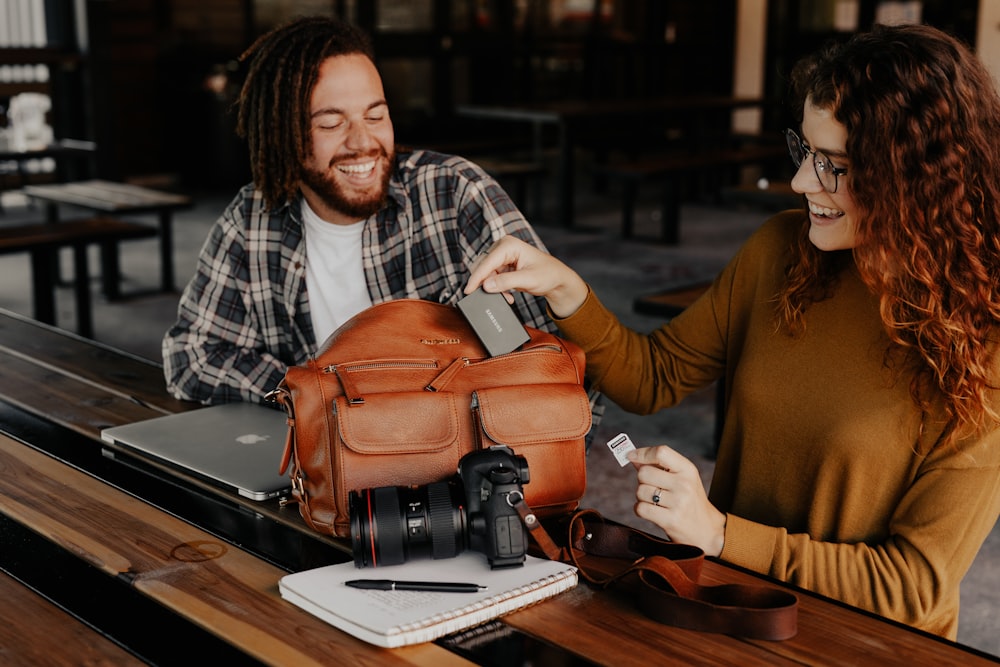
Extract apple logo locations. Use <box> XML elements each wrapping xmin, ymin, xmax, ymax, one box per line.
<box><xmin>235</xmin><ymin>433</ymin><xmax>270</xmax><ymax>445</ymax></box>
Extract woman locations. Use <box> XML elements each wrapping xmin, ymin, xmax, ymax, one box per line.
<box><xmin>465</xmin><ymin>24</ymin><xmax>1000</xmax><ymax>639</ymax></box>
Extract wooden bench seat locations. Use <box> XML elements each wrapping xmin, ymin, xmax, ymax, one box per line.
<box><xmin>0</xmin><ymin>216</ymin><xmax>158</xmax><ymax>338</ymax></box>
<box><xmin>596</xmin><ymin>144</ymin><xmax>788</xmax><ymax>243</ymax></box>
<box><xmin>0</xmin><ymin>570</ymin><xmax>146</xmax><ymax>666</ymax></box>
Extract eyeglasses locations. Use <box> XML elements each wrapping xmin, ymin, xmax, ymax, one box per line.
<box><xmin>784</xmin><ymin>128</ymin><xmax>848</xmax><ymax>194</ymax></box>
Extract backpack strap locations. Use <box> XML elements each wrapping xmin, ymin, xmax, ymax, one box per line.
<box><xmin>514</xmin><ymin>502</ymin><xmax>798</xmax><ymax>641</ymax></box>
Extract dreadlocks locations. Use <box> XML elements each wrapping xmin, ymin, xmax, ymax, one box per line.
<box><xmin>235</xmin><ymin>16</ymin><xmax>375</xmax><ymax>209</ymax></box>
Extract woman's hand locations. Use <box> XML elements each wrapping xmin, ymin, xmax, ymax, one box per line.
<box><xmin>465</xmin><ymin>236</ymin><xmax>589</xmax><ymax>319</ymax></box>
<box><xmin>628</xmin><ymin>445</ymin><xmax>727</xmax><ymax>557</ymax></box>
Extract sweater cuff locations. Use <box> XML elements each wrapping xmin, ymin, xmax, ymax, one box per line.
<box><xmin>547</xmin><ymin>286</ymin><xmax>615</xmax><ymax>349</ymax></box>
<box><xmin>719</xmin><ymin>513</ymin><xmax>780</xmax><ymax>576</ymax></box>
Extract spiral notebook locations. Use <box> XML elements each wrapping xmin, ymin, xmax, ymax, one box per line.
<box><xmin>278</xmin><ymin>553</ymin><xmax>578</xmax><ymax>648</ymax></box>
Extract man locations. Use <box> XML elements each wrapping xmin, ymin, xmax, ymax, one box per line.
<box><xmin>162</xmin><ymin>16</ymin><xmax>584</xmax><ymax>413</ymax></box>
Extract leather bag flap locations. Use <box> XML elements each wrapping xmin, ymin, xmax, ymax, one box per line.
<box><xmin>476</xmin><ymin>383</ymin><xmax>591</xmax><ymax>444</ymax></box>
<box><xmin>336</xmin><ymin>391</ymin><xmax>461</xmax><ymax>454</ymax></box>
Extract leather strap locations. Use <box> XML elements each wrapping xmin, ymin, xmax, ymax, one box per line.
<box><xmin>517</xmin><ymin>505</ymin><xmax>798</xmax><ymax>641</ymax></box>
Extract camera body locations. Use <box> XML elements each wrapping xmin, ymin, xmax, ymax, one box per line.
<box><xmin>458</xmin><ymin>444</ymin><xmax>531</xmax><ymax>568</ymax></box>
<box><xmin>349</xmin><ymin>445</ymin><xmax>530</xmax><ymax>569</ymax></box>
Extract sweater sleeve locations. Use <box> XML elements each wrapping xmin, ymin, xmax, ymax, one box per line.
<box><xmin>722</xmin><ymin>429</ymin><xmax>1000</xmax><ymax>638</ymax></box>
<box><xmin>554</xmin><ymin>280</ymin><xmax>729</xmax><ymax>414</ymax></box>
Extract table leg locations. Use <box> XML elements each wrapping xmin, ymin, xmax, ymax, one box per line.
<box><xmin>158</xmin><ymin>211</ymin><xmax>175</xmax><ymax>292</ymax></box>
<box><xmin>660</xmin><ymin>179</ymin><xmax>681</xmax><ymax>245</ymax></box>
<box><xmin>42</xmin><ymin>202</ymin><xmax>67</xmax><ymax>287</ymax></box>
<box><xmin>72</xmin><ymin>244</ymin><xmax>94</xmax><ymax>338</ymax></box>
<box><xmin>622</xmin><ymin>180</ymin><xmax>638</xmax><ymax>238</ymax></box>
<box><xmin>99</xmin><ymin>240</ymin><xmax>122</xmax><ymax>301</ymax></box>
<box><xmin>43</xmin><ymin>202</ymin><xmax>59</xmax><ymax>224</ymax></box>
<box><xmin>28</xmin><ymin>249</ymin><xmax>57</xmax><ymax>326</ymax></box>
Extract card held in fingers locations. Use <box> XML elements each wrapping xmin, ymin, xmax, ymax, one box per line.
<box><xmin>457</xmin><ymin>288</ymin><xmax>530</xmax><ymax>356</ymax></box>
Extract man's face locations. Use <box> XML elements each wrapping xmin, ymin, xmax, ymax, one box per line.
<box><xmin>300</xmin><ymin>53</ymin><xmax>395</xmax><ymax>225</ymax></box>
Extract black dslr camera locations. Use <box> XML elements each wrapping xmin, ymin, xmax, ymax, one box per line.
<box><xmin>349</xmin><ymin>445</ymin><xmax>530</xmax><ymax>569</ymax></box>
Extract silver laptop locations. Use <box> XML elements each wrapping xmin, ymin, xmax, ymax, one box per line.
<box><xmin>100</xmin><ymin>402</ymin><xmax>291</xmax><ymax>501</ymax></box>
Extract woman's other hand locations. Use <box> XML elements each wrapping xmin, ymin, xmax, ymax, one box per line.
<box><xmin>628</xmin><ymin>445</ymin><xmax>727</xmax><ymax>557</ymax></box>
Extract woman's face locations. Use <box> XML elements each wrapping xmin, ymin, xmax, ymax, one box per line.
<box><xmin>791</xmin><ymin>98</ymin><xmax>859</xmax><ymax>251</ymax></box>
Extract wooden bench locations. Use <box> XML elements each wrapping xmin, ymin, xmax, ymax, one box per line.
<box><xmin>633</xmin><ymin>281</ymin><xmax>724</xmax><ymax>452</ymax></box>
<box><xmin>0</xmin><ymin>570</ymin><xmax>145</xmax><ymax>666</ymax></box>
<box><xmin>596</xmin><ymin>144</ymin><xmax>788</xmax><ymax>243</ymax></box>
<box><xmin>0</xmin><ymin>217</ymin><xmax>158</xmax><ymax>338</ymax></box>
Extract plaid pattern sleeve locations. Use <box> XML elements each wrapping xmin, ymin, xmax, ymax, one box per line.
<box><xmin>162</xmin><ymin>186</ymin><xmax>312</xmax><ymax>404</ymax></box>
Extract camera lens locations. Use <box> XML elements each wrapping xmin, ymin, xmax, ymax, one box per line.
<box><xmin>350</xmin><ymin>480</ymin><xmax>467</xmax><ymax>567</ymax></box>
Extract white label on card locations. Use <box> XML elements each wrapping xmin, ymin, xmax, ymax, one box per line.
<box><xmin>606</xmin><ymin>433</ymin><xmax>636</xmax><ymax>467</ymax></box>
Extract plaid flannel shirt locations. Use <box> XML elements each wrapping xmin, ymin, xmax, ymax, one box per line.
<box><xmin>163</xmin><ymin>150</ymin><xmax>559</xmax><ymax>405</ymax></box>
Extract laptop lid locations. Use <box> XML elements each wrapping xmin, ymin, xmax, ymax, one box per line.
<box><xmin>100</xmin><ymin>402</ymin><xmax>290</xmax><ymax>501</ymax></box>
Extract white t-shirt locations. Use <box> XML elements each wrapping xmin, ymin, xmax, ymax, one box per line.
<box><xmin>301</xmin><ymin>200</ymin><xmax>373</xmax><ymax>345</ymax></box>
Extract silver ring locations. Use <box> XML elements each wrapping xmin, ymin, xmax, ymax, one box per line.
<box><xmin>652</xmin><ymin>489</ymin><xmax>661</xmax><ymax>505</ymax></box>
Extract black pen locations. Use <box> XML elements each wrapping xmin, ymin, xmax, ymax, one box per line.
<box><xmin>345</xmin><ymin>579</ymin><xmax>487</xmax><ymax>593</ymax></box>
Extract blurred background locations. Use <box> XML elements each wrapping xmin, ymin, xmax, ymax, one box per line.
<box><xmin>0</xmin><ymin>0</ymin><xmax>990</xmax><ymax>198</ymax></box>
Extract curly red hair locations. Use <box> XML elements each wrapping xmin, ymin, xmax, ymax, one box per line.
<box><xmin>779</xmin><ymin>24</ymin><xmax>1000</xmax><ymax>449</ymax></box>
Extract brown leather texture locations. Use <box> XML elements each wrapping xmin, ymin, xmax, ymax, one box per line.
<box><xmin>272</xmin><ymin>299</ymin><xmax>591</xmax><ymax>538</ymax></box>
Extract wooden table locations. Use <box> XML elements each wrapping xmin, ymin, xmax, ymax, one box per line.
<box><xmin>457</xmin><ymin>96</ymin><xmax>774</xmax><ymax>229</ymax></box>
<box><xmin>22</xmin><ymin>179</ymin><xmax>193</xmax><ymax>295</ymax></box>
<box><xmin>1</xmin><ymin>308</ymin><xmax>996</xmax><ymax>666</ymax></box>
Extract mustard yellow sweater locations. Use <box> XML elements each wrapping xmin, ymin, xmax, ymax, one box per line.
<box><xmin>556</xmin><ymin>211</ymin><xmax>1000</xmax><ymax>638</ymax></box>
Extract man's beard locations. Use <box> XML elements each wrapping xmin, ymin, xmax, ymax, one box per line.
<box><xmin>301</xmin><ymin>148</ymin><xmax>394</xmax><ymax>220</ymax></box>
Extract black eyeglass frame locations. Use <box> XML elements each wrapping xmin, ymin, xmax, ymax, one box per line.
<box><xmin>783</xmin><ymin>128</ymin><xmax>848</xmax><ymax>194</ymax></box>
